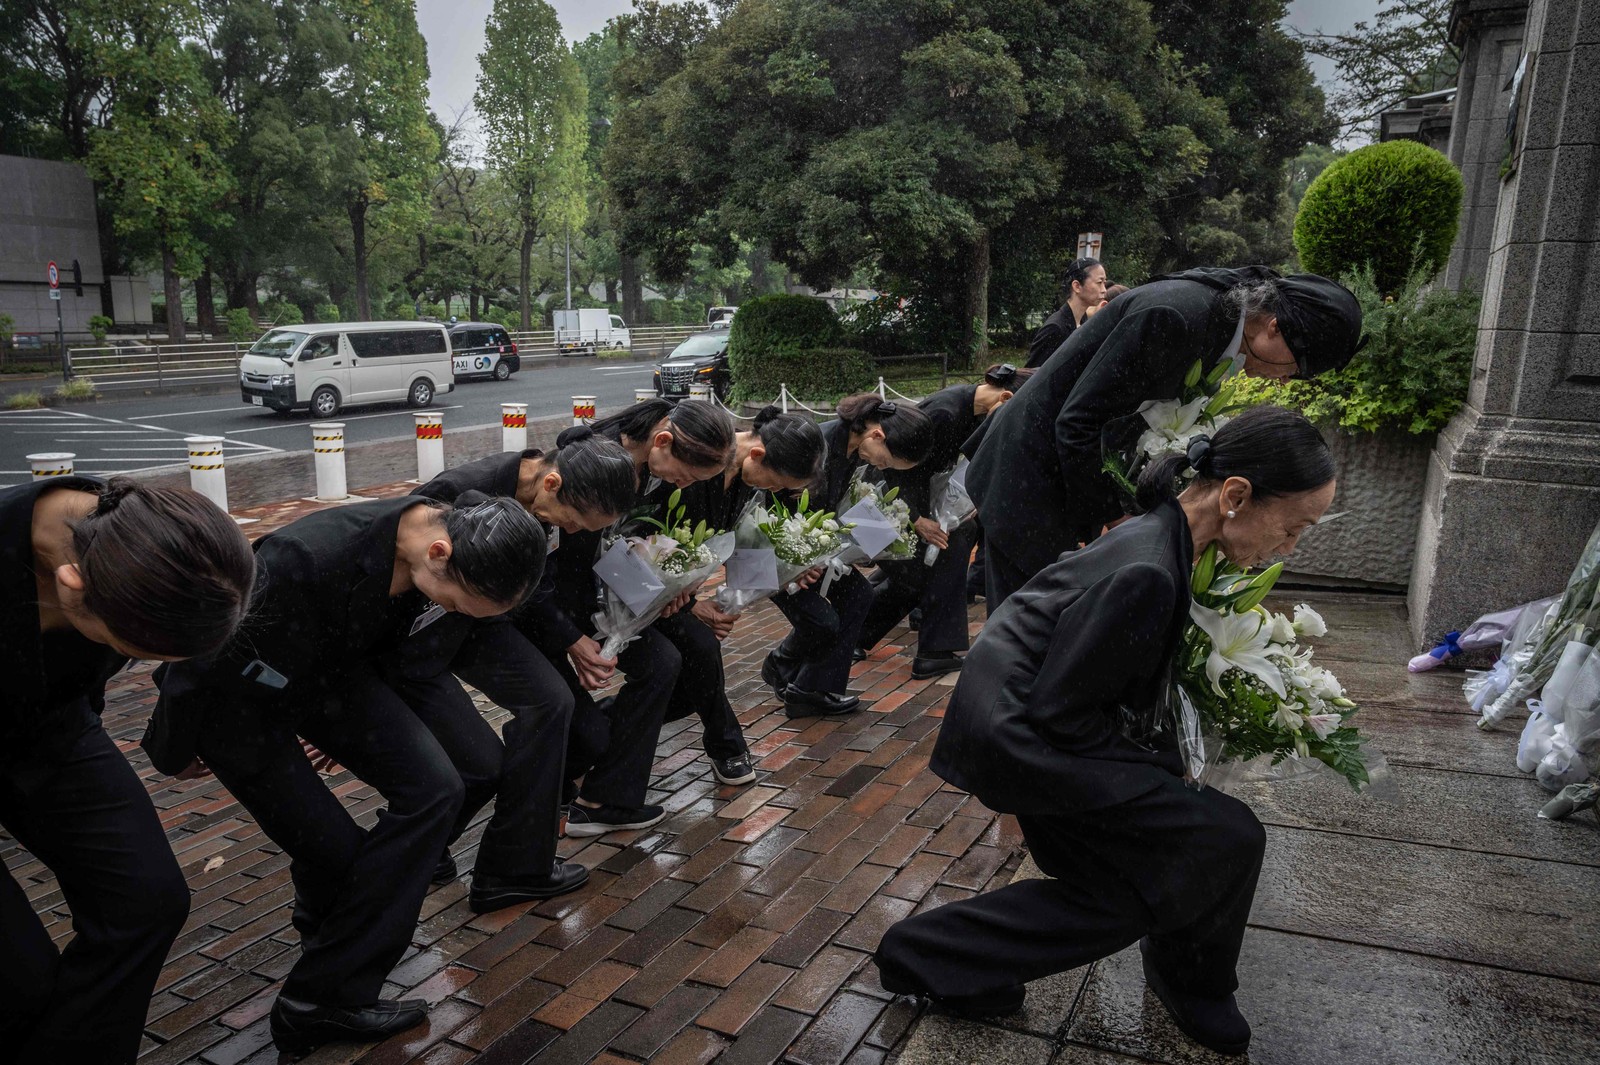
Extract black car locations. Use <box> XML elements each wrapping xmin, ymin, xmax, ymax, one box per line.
<box><xmin>654</xmin><ymin>329</ymin><xmax>731</xmax><ymax>399</ymax></box>
<box><xmin>448</xmin><ymin>322</ymin><xmax>520</xmax><ymax>381</ymax></box>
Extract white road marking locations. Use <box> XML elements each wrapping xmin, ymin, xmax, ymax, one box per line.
<box><xmin>598</xmin><ymin>368</ymin><xmax>655</xmax><ymax>376</ymax></box>
<box><xmin>136</xmin><ymin>405</ymin><xmax>264</xmax><ymax>419</ymax></box>
<box><xmin>221</xmin><ymin>403</ymin><xmax>465</xmax><ymax>435</ymax></box>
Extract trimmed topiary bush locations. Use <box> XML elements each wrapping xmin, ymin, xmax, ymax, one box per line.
<box><xmin>731</xmin><ymin>346</ymin><xmax>876</xmax><ymax>404</ymax></box>
<box><xmin>728</xmin><ymin>294</ymin><xmax>846</xmax><ymax>401</ymax></box>
<box><xmin>1293</xmin><ymin>140</ymin><xmax>1463</xmax><ymax>293</ymax></box>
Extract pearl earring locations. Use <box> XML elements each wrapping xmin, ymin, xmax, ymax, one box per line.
<box><xmin>1227</xmin><ymin>510</ymin><xmax>1237</xmax><ymax>519</ymax></box>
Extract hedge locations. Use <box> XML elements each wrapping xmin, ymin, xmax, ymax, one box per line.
<box><xmin>728</xmin><ymin>294</ymin><xmax>844</xmax><ymax>401</ymax></box>
<box><xmin>729</xmin><ymin>347</ymin><xmax>876</xmax><ymax>404</ymax></box>
<box><xmin>1293</xmin><ymin>140</ymin><xmax>1463</xmax><ymax>293</ymax></box>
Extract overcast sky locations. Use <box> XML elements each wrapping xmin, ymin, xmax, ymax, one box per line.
<box><xmin>416</xmin><ymin>0</ymin><xmax>1385</xmax><ymax>129</ymax></box>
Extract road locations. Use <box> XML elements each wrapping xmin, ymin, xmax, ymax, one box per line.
<box><xmin>0</xmin><ymin>358</ymin><xmax>659</xmax><ymax>486</ymax></box>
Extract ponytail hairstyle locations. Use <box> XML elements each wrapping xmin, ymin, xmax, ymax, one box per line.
<box><xmin>589</xmin><ymin>397</ymin><xmax>734</xmax><ymax>471</ymax></box>
<box><xmin>1134</xmin><ymin>405</ymin><xmax>1334</xmax><ymax>513</ymax></box>
<box><xmin>1063</xmin><ymin>256</ymin><xmax>1102</xmax><ymax>297</ymax></box>
<box><xmin>983</xmin><ymin>362</ymin><xmax>1034</xmax><ymax>391</ymax></box>
<box><xmin>70</xmin><ymin>479</ymin><xmax>256</xmax><ymax>659</ymax></box>
<box><xmin>544</xmin><ymin>431</ymin><xmax>637</xmax><ymax>519</ymax></box>
<box><xmin>434</xmin><ymin>497</ymin><xmax>548</xmax><ymax>606</ymax></box>
<box><xmin>835</xmin><ymin>392</ymin><xmax>934</xmax><ymax>464</ymax></box>
<box><xmin>750</xmin><ymin>405</ymin><xmax>826</xmax><ymax>482</ymax></box>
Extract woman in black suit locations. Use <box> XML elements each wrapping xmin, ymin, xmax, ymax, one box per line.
<box><xmin>2</xmin><ymin>478</ymin><xmax>254</xmax><ymax>1063</ymax></box>
<box><xmin>763</xmin><ymin>393</ymin><xmax>933</xmax><ymax>716</ymax></box>
<box><xmin>549</xmin><ymin>399</ymin><xmax>737</xmax><ymax>836</ymax></box>
<box><xmin>656</xmin><ymin>406</ymin><xmax>826</xmax><ymax>785</ymax></box>
<box><xmin>857</xmin><ymin>363</ymin><xmax>1032</xmax><ymax>679</ymax></box>
<box><xmin>1024</xmin><ymin>257</ymin><xmax>1108</xmax><ymax>368</ymax></box>
<box><xmin>967</xmin><ymin>267</ymin><xmax>1362</xmax><ymax>609</ymax></box>
<box><xmin>411</xmin><ymin>437</ymin><xmax>637</xmax><ymax>912</ymax></box>
<box><xmin>875</xmin><ymin>406</ymin><xmax>1338</xmax><ymax>1057</ymax></box>
<box><xmin>145</xmin><ymin>496</ymin><xmax>547</xmax><ymax>1054</ymax></box>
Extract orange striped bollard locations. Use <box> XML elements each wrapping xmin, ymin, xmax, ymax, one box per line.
<box><xmin>414</xmin><ymin>411</ymin><xmax>444</xmax><ymax>482</ymax></box>
<box><xmin>572</xmin><ymin>395</ymin><xmax>596</xmax><ymax>426</ymax></box>
<box><xmin>501</xmin><ymin>402</ymin><xmax>528</xmax><ymax>452</ymax></box>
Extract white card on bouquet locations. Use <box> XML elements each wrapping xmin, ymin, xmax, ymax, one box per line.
<box><xmin>594</xmin><ymin>539</ymin><xmax>666</xmax><ymax>615</ymax></box>
<box><xmin>840</xmin><ymin>499</ymin><xmax>900</xmax><ymax>558</ymax></box>
<box><xmin>726</xmin><ymin>548</ymin><xmax>780</xmax><ymax>593</ymax></box>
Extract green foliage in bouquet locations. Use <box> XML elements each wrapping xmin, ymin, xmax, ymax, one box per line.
<box><xmin>636</xmin><ymin>488</ymin><xmax>721</xmax><ymax>573</ymax></box>
<box><xmin>1230</xmin><ymin>263</ymin><xmax>1477</xmax><ymax>435</ymax></box>
<box><xmin>1102</xmin><ymin>356</ymin><xmax>1245</xmax><ymax>499</ymax></box>
<box><xmin>756</xmin><ymin>489</ymin><xmax>850</xmax><ymax>566</ymax></box>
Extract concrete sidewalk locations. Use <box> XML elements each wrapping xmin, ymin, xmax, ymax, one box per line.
<box><xmin>4</xmin><ymin>483</ymin><xmax>1597</xmax><ymax>1064</ymax></box>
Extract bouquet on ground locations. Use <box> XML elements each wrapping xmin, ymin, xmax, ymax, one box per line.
<box><xmin>591</xmin><ymin>489</ymin><xmax>735</xmax><ymax>657</ymax></box>
<box><xmin>714</xmin><ymin>491</ymin><xmax>852</xmax><ymax>615</ymax></box>
<box><xmin>1172</xmin><ymin>544</ymin><xmax>1383</xmax><ymax>792</ymax></box>
<box><xmin>1475</xmin><ymin>519</ymin><xmax>1600</xmax><ymax>730</ymax></box>
<box><xmin>924</xmin><ymin>457</ymin><xmax>975</xmax><ymax>566</ymax></box>
<box><xmin>1103</xmin><ymin>356</ymin><xmax>1242</xmax><ymax>498</ymax></box>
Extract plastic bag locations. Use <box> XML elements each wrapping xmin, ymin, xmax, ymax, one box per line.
<box><xmin>592</xmin><ymin>531</ymin><xmax>735</xmax><ymax>658</ymax></box>
<box><xmin>712</xmin><ymin>498</ymin><xmax>850</xmax><ymax>616</ymax></box>
<box><xmin>1465</xmin><ymin>599</ymin><xmax>1562</xmax><ymax>714</ymax></box>
<box><xmin>923</xmin><ymin>457</ymin><xmax>976</xmax><ymax>566</ymax></box>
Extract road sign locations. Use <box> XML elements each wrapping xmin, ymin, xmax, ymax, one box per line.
<box><xmin>1076</xmin><ymin>232</ymin><xmax>1104</xmax><ymax>260</ymax></box>
<box><xmin>50</xmin><ymin>288</ymin><xmax>61</xmax><ymax>301</ymax></box>
<box><xmin>47</xmin><ymin>261</ymin><xmax>59</xmax><ymax>288</ymax></box>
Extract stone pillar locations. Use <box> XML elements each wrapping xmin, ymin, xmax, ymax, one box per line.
<box><xmin>1409</xmin><ymin>0</ymin><xmax>1600</xmax><ymax>645</ymax></box>
<box><xmin>1443</xmin><ymin>0</ymin><xmax>1530</xmax><ymax>292</ymax></box>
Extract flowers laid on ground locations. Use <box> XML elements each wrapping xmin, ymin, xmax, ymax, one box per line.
<box><xmin>1174</xmin><ymin>543</ymin><xmax>1375</xmax><ymax>791</ymax></box>
<box><xmin>1104</xmin><ymin>356</ymin><xmax>1243</xmax><ymax>497</ymax></box>
<box><xmin>714</xmin><ymin>491</ymin><xmax>852</xmax><ymax>615</ymax></box>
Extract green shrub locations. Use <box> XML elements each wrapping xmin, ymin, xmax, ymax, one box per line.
<box><xmin>313</xmin><ymin>302</ymin><xmax>340</xmax><ymax>323</ymax></box>
<box><xmin>5</xmin><ymin>390</ymin><xmax>44</xmax><ymax>410</ymax></box>
<box><xmin>264</xmin><ymin>300</ymin><xmax>304</xmax><ymax>325</ymax></box>
<box><xmin>1294</xmin><ymin>140</ymin><xmax>1463</xmax><ymax>293</ymax></box>
<box><xmin>56</xmin><ymin>377</ymin><xmax>98</xmax><ymax>402</ymax></box>
<box><xmin>0</xmin><ymin>312</ymin><xmax>13</xmax><ymax>346</ymax></box>
<box><xmin>1232</xmin><ymin>264</ymin><xmax>1478</xmax><ymax>435</ymax></box>
<box><xmin>224</xmin><ymin>308</ymin><xmax>256</xmax><ymax>343</ymax></box>
<box><xmin>730</xmin><ymin>346</ymin><xmax>876</xmax><ymax>404</ymax></box>
<box><xmin>88</xmin><ymin>315</ymin><xmax>114</xmax><ymax>342</ymax></box>
<box><xmin>728</xmin><ymin>294</ymin><xmax>844</xmax><ymax>400</ymax></box>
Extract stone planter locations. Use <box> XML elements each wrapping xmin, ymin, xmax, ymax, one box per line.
<box><xmin>1285</xmin><ymin>427</ymin><xmax>1437</xmax><ymax>588</ymax></box>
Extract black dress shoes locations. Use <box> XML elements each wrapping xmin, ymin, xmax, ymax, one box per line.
<box><xmin>270</xmin><ymin>994</ymin><xmax>428</xmax><ymax>1054</ymax></box>
<box><xmin>911</xmin><ymin>652</ymin><xmax>963</xmax><ymax>680</ymax></box>
<box><xmin>927</xmin><ymin>983</ymin><xmax>1026</xmax><ymax>1019</ymax></box>
<box><xmin>761</xmin><ymin>652</ymin><xmax>791</xmax><ymax>697</ymax></box>
<box><xmin>783</xmin><ymin>688</ymin><xmax>861</xmax><ymax>718</ymax></box>
<box><xmin>469</xmin><ymin>860</ymin><xmax>589</xmax><ymax>913</ymax></box>
<box><xmin>431</xmin><ymin>852</ymin><xmax>458</xmax><ymax>885</ymax></box>
<box><xmin>1140</xmin><ymin>941</ymin><xmax>1251</xmax><ymax>1056</ymax></box>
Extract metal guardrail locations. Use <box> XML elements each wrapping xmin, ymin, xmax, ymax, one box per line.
<box><xmin>66</xmin><ymin>325</ymin><xmax>705</xmax><ymax>391</ymax></box>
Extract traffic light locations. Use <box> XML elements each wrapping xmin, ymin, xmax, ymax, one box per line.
<box><xmin>72</xmin><ymin>259</ymin><xmax>82</xmax><ymax>296</ymax></box>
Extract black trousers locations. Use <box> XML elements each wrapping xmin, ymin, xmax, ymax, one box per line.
<box><xmin>858</xmin><ymin>525</ymin><xmax>976</xmax><ymax>657</ymax></box>
<box><xmin>875</xmin><ymin>772</ymin><xmax>1265</xmax><ymax>1000</ymax></box>
<box><xmin>1</xmin><ymin>717</ymin><xmax>189</xmax><ymax>1063</ymax></box>
<box><xmin>522</xmin><ymin>621</ymin><xmax>680</xmax><ymax>810</ymax></box>
<box><xmin>198</xmin><ymin>668</ymin><xmax>496</xmax><ymax>1007</ymax></box>
<box><xmin>771</xmin><ymin>568</ymin><xmax>874</xmax><ymax>695</ymax></box>
<box><xmin>653</xmin><ymin>611</ymin><xmax>748</xmax><ymax>761</ymax></box>
<box><xmin>983</xmin><ymin>539</ymin><xmax>1044</xmax><ymax>616</ymax></box>
<box><xmin>437</xmin><ymin>619</ymin><xmax>573</xmax><ymax>877</ymax></box>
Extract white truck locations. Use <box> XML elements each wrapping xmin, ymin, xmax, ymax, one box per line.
<box><xmin>553</xmin><ymin>308</ymin><xmax>631</xmax><ymax>355</ymax></box>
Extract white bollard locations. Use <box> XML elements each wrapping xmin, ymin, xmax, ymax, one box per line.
<box><xmin>689</xmin><ymin>382</ymin><xmax>713</xmax><ymax>402</ymax></box>
<box><xmin>635</xmin><ymin>387</ymin><xmax>656</xmax><ymax>404</ymax></box>
<box><xmin>572</xmin><ymin>396</ymin><xmax>596</xmax><ymax>426</ymax></box>
<box><xmin>414</xmin><ymin>411</ymin><xmax>445</xmax><ymax>482</ymax></box>
<box><xmin>28</xmin><ymin>452</ymin><xmax>75</xmax><ymax>479</ymax></box>
<box><xmin>310</xmin><ymin>422</ymin><xmax>348</xmax><ymax>501</ymax></box>
<box><xmin>877</xmin><ymin>376</ymin><xmax>888</xmax><ymax>400</ymax></box>
<box><xmin>501</xmin><ymin>403</ymin><xmax>528</xmax><ymax>453</ymax></box>
<box><xmin>185</xmin><ymin>436</ymin><xmax>228</xmax><ymax>512</ymax></box>
<box><xmin>779</xmin><ymin>385</ymin><xmax>789</xmax><ymax>413</ymax></box>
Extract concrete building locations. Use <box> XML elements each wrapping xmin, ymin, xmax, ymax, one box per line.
<box><xmin>1380</xmin><ymin>87</ymin><xmax>1458</xmax><ymax>152</ymax></box>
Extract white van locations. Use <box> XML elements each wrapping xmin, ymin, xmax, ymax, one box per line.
<box><xmin>238</xmin><ymin>321</ymin><xmax>454</xmax><ymax>417</ymax></box>
<box><xmin>553</xmin><ymin>308</ymin><xmax>631</xmax><ymax>355</ymax></box>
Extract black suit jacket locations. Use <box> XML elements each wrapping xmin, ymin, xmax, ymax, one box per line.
<box><xmin>882</xmin><ymin>383</ymin><xmax>978</xmax><ymax>520</ymax></box>
<box><xmin>1025</xmin><ymin>304</ymin><xmax>1077</xmax><ymax>369</ymax></box>
<box><xmin>930</xmin><ymin>498</ymin><xmax>1193</xmax><ymax>814</ymax></box>
<box><xmin>1</xmin><ymin>477</ymin><xmax>128</xmax><ymax>786</ymax></box>
<box><xmin>143</xmin><ymin>497</ymin><xmax>436</xmax><ymax>775</ymax></box>
<box><xmin>814</xmin><ymin>419</ymin><xmax>859</xmax><ymax>513</ymax></box>
<box><xmin>967</xmin><ymin>272</ymin><xmax>1260</xmax><ymax>574</ymax></box>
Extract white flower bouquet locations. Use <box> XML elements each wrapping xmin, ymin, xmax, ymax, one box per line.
<box><xmin>713</xmin><ymin>491</ymin><xmax>851</xmax><ymax>616</ymax></box>
<box><xmin>842</xmin><ymin>469</ymin><xmax>918</xmax><ymax>561</ymax></box>
<box><xmin>1172</xmin><ymin>543</ymin><xmax>1382</xmax><ymax>792</ymax></box>
<box><xmin>923</xmin><ymin>457</ymin><xmax>975</xmax><ymax>566</ymax></box>
<box><xmin>592</xmin><ymin>489</ymin><xmax>735</xmax><ymax>657</ymax></box>
<box><xmin>1103</xmin><ymin>357</ymin><xmax>1242</xmax><ymax>498</ymax></box>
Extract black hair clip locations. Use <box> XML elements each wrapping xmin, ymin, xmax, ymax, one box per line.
<box><xmin>875</xmin><ymin>400</ymin><xmax>898</xmax><ymax>416</ymax></box>
<box><xmin>985</xmin><ymin>363</ymin><xmax>1017</xmax><ymax>385</ymax></box>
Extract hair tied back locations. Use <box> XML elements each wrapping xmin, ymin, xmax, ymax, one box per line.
<box><xmin>96</xmin><ymin>481</ymin><xmax>136</xmax><ymax>516</ymax></box>
<box><xmin>875</xmin><ymin>400</ymin><xmax>898</xmax><ymax>416</ymax></box>
<box><xmin>564</xmin><ymin>426</ymin><xmax>595</xmax><ymax>444</ymax></box>
<box><xmin>1185</xmin><ymin>435</ymin><xmax>1213</xmax><ymax>474</ymax></box>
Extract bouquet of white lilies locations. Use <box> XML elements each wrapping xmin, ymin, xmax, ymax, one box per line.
<box><xmin>1104</xmin><ymin>357</ymin><xmax>1242</xmax><ymax>498</ymax></box>
<box><xmin>1174</xmin><ymin>544</ymin><xmax>1379</xmax><ymax>791</ymax></box>
<box><xmin>842</xmin><ymin>469</ymin><xmax>918</xmax><ymax>561</ymax></box>
<box><xmin>714</xmin><ymin>491</ymin><xmax>852</xmax><ymax>615</ymax></box>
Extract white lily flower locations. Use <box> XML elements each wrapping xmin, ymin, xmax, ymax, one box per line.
<box><xmin>1189</xmin><ymin>602</ymin><xmax>1288</xmax><ymax>698</ymax></box>
<box><xmin>1136</xmin><ymin>395</ymin><xmax>1213</xmax><ymax>459</ymax></box>
<box><xmin>1293</xmin><ymin>603</ymin><xmax>1328</xmax><ymax>637</ymax></box>
<box><xmin>1273</xmin><ymin>703</ymin><xmax>1305</xmax><ymax>732</ymax></box>
<box><xmin>1305</xmin><ymin>712</ymin><xmax>1342</xmax><ymax>740</ymax></box>
<box><xmin>1267</xmin><ymin>612</ymin><xmax>1297</xmax><ymax>645</ymax></box>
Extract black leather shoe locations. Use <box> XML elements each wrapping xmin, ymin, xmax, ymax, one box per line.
<box><xmin>851</xmin><ymin>647</ymin><xmax>868</xmax><ymax>663</ymax></box>
<box><xmin>1140</xmin><ymin>941</ymin><xmax>1251</xmax><ymax>1056</ymax></box>
<box><xmin>761</xmin><ymin>652</ymin><xmax>790</xmax><ymax>697</ymax></box>
<box><xmin>928</xmin><ymin>984</ymin><xmax>1026</xmax><ymax>1019</ymax></box>
<box><xmin>911</xmin><ymin>653</ymin><xmax>963</xmax><ymax>680</ymax></box>
<box><xmin>469</xmin><ymin>861</ymin><xmax>589</xmax><ymax>913</ymax></box>
<box><xmin>784</xmin><ymin>688</ymin><xmax>861</xmax><ymax>718</ymax></box>
<box><xmin>908</xmin><ymin>608</ymin><xmax>923</xmax><ymax>632</ymax></box>
<box><xmin>269</xmin><ymin>994</ymin><xmax>428</xmax><ymax>1054</ymax></box>
<box><xmin>431</xmin><ymin>853</ymin><xmax>458</xmax><ymax>885</ymax></box>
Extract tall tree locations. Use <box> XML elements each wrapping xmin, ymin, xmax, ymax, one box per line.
<box><xmin>1295</xmin><ymin>0</ymin><xmax>1458</xmax><ymax>135</ymax></box>
<box><xmin>476</xmin><ymin>0</ymin><xmax>589</xmax><ymax>330</ymax></box>
<box><xmin>88</xmin><ymin>0</ymin><xmax>234</xmax><ymax>341</ymax></box>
